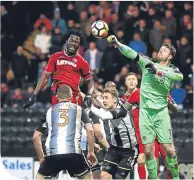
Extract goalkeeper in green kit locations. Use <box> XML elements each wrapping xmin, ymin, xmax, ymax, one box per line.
<box><xmin>107</xmin><ymin>35</ymin><xmax>183</xmax><ymax>179</ymax></box>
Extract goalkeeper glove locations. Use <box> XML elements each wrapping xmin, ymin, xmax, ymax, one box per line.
<box><xmin>107</xmin><ymin>35</ymin><xmax>119</xmax><ymax>47</ymax></box>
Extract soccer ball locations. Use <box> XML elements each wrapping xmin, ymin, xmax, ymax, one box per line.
<box><xmin>91</xmin><ymin>20</ymin><xmax>109</xmax><ymax>39</ymax></box>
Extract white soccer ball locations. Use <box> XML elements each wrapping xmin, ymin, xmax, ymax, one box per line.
<box><xmin>91</xmin><ymin>20</ymin><xmax>109</xmax><ymax>39</ymax></box>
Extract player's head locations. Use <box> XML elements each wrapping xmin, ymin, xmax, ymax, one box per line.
<box><xmin>105</xmin><ymin>81</ymin><xmax>116</xmax><ymax>90</ymax></box>
<box><xmin>57</xmin><ymin>85</ymin><xmax>72</xmax><ymax>102</ymax></box>
<box><xmin>102</xmin><ymin>88</ymin><xmax>118</xmax><ymax>110</ymax></box>
<box><xmin>92</xmin><ymin>88</ymin><xmax>102</xmax><ymax>98</ymax></box>
<box><xmin>65</xmin><ymin>29</ymin><xmax>83</xmax><ymax>56</ymax></box>
<box><xmin>125</xmin><ymin>72</ymin><xmax>138</xmax><ymax>91</ymax></box>
<box><xmin>157</xmin><ymin>43</ymin><xmax>176</xmax><ymax>63</ymax></box>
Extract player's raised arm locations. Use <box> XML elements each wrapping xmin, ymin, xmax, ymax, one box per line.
<box><xmin>80</xmin><ymin>57</ymin><xmax>95</xmax><ymax>107</ymax></box>
<box><xmin>91</xmin><ymin>104</ymin><xmax>127</xmax><ymax>121</ymax></box>
<box><xmin>91</xmin><ymin>105</ymin><xmax>113</xmax><ymax>120</ymax></box>
<box><xmin>23</xmin><ymin>54</ymin><xmax>55</xmax><ymax>109</ymax></box>
<box><xmin>107</xmin><ymin>35</ymin><xmax>152</xmax><ymax>68</ymax></box>
<box><xmin>107</xmin><ymin>35</ymin><xmax>138</xmax><ymax>59</ymax></box>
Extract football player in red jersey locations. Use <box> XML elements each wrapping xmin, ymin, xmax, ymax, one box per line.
<box><xmin>23</xmin><ymin>29</ymin><xmax>94</xmax><ymax>108</ymax></box>
<box><xmin>122</xmin><ymin>72</ymin><xmax>177</xmax><ymax>179</ymax></box>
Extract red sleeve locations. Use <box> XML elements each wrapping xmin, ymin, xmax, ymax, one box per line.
<box><xmin>45</xmin><ymin>54</ymin><xmax>56</xmax><ymax>74</ymax></box>
<box><xmin>79</xmin><ymin>58</ymin><xmax>92</xmax><ymax>80</ymax></box>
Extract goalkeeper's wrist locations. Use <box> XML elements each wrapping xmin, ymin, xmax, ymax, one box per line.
<box><xmin>117</xmin><ymin>41</ymin><xmax>122</xmax><ymax>47</ymax></box>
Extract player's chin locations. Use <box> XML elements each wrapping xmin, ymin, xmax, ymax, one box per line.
<box><xmin>69</xmin><ymin>49</ymin><xmax>76</xmax><ymax>54</ymax></box>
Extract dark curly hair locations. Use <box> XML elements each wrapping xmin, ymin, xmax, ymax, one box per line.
<box><xmin>66</xmin><ymin>29</ymin><xmax>84</xmax><ymax>42</ymax></box>
<box><xmin>162</xmin><ymin>43</ymin><xmax>176</xmax><ymax>58</ymax></box>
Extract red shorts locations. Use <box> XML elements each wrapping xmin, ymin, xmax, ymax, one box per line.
<box><xmin>136</xmin><ymin>129</ymin><xmax>166</xmax><ymax>158</ymax></box>
<box><xmin>52</xmin><ymin>93</ymin><xmax>83</xmax><ymax>106</ymax></box>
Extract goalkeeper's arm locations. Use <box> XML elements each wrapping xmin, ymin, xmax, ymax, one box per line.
<box><xmin>107</xmin><ymin>35</ymin><xmax>152</xmax><ymax>67</ymax></box>
<box><xmin>107</xmin><ymin>35</ymin><xmax>138</xmax><ymax>60</ymax></box>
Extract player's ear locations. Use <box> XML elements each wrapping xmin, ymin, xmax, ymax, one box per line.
<box><xmin>168</xmin><ymin>55</ymin><xmax>173</xmax><ymax>61</ymax></box>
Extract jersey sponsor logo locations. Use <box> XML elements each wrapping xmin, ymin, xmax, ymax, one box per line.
<box><xmin>57</xmin><ymin>109</ymin><xmax>69</xmax><ymax>127</ymax></box>
<box><xmin>57</xmin><ymin>59</ymin><xmax>77</xmax><ymax>67</ymax></box>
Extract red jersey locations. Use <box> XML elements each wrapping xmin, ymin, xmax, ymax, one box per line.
<box><xmin>45</xmin><ymin>51</ymin><xmax>92</xmax><ymax>96</ymax></box>
<box><xmin>122</xmin><ymin>88</ymin><xmax>140</xmax><ymax>130</ymax></box>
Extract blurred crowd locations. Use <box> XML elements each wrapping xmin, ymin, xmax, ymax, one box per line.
<box><xmin>1</xmin><ymin>1</ymin><xmax>193</xmax><ymax>109</ymax></box>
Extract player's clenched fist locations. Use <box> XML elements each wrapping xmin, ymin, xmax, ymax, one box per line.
<box><xmin>23</xmin><ymin>94</ymin><xmax>37</xmax><ymax>109</ymax></box>
<box><xmin>107</xmin><ymin>35</ymin><xmax>119</xmax><ymax>47</ymax></box>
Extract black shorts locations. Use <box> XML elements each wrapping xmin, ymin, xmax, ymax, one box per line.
<box><xmin>82</xmin><ymin>150</ymin><xmax>101</xmax><ymax>172</ymax></box>
<box><xmin>102</xmin><ymin>145</ymin><xmax>138</xmax><ymax>179</ymax></box>
<box><xmin>38</xmin><ymin>154</ymin><xmax>90</xmax><ymax>178</ymax></box>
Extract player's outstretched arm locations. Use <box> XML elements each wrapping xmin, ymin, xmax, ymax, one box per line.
<box><xmin>23</xmin><ymin>72</ymin><xmax>50</xmax><ymax>109</ymax></box>
<box><xmin>107</xmin><ymin>35</ymin><xmax>152</xmax><ymax>69</ymax></box>
<box><xmin>33</xmin><ymin>72</ymin><xmax>50</xmax><ymax>95</ymax></box>
<box><xmin>90</xmin><ymin>105</ymin><xmax>114</xmax><ymax>120</ymax></box>
<box><xmin>107</xmin><ymin>35</ymin><xmax>138</xmax><ymax>60</ymax></box>
<box><xmin>84</xmin><ymin>78</ymin><xmax>95</xmax><ymax>107</ymax></box>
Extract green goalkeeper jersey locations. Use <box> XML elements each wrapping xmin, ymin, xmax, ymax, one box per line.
<box><xmin>118</xmin><ymin>43</ymin><xmax>183</xmax><ymax>109</ymax></box>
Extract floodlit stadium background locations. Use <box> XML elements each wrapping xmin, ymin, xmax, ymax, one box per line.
<box><xmin>1</xmin><ymin>1</ymin><xmax>193</xmax><ymax>179</ymax></box>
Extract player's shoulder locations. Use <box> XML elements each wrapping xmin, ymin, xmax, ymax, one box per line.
<box><xmin>118</xmin><ymin>104</ymin><xmax>128</xmax><ymax>116</ymax></box>
<box><xmin>131</xmin><ymin>88</ymin><xmax>140</xmax><ymax>96</ymax></box>
<box><xmin>139</xmin><ymin>53</ymin><xmax>152</xmax><ymax>61</ymax></box>
<box><xmin>119</xmin><ymin>98</ymin><xmax>125</xmax><ymax>105</ymax></box>
<box><xmin>67</xmin><ymin>102</ymin><xmax>82</xmax><ymax>111</ymax></box>
<box><xmin>49</xmin><ymin>51</ymin><xmax>64</xmax><ymax>60</ymax></box>
<box><xmin>75</xmin><ymin>53</ymin><xmax>88</xmax><ymax>63</ymax></box>
<box><xmin>169</xmin><ymin>64</ymin><xmax>180</xmax><ymax>71</ymax></box>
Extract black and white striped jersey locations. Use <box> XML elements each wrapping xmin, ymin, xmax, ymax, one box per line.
<box><xmin>91</xmin><ymin>104</ymin><xmax>137</xmax><ymax>149</ymax></box>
